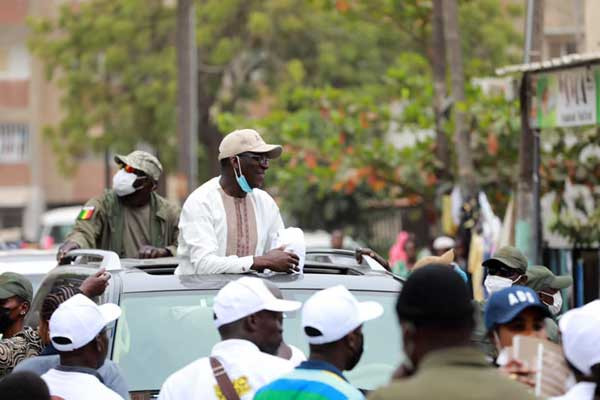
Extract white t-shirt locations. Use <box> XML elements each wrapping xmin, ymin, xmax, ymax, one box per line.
<box><xmin>158</xmin><ymin>339</ymin><xmax>295</xmax><ymax>400</ymax></box>
<box><xmin>42</xmin><ymin>367</ymin><xmax>124</xmax><ymax>400</ymax></box>
<box><xmin>549</xmin><ymin>382</ymin><xmax>596</xmax><ymax>400</ymax></box>
<box><xmin>176</xmin><ymin>177</ymin><xmax>285</xmax><ymax>274</ymax></box>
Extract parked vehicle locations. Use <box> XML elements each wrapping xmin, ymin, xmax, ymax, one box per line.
<box><xmin>27</xmin><ymin>249</ymin><xmax>404</xmax><ymax>398</ymax></box>
<box><xmin>38</xmin><ymin>206</ymin><xmax>80</xmax><ymax>249</ymax></box>
<box><xmin>0</xmin><ymin>249</ymin><xmax>57</xmax><ymax>294</ymax></box>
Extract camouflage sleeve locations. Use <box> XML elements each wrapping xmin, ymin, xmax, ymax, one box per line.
<box><xmin>0</xmin><ymin>329</ymin><xmax>42</xmax><ymax>377</ymax></box>
<box><xmin>64</xmin><ymin>196</ymin><xmax>105</xmax><ymax>249</ymax></box>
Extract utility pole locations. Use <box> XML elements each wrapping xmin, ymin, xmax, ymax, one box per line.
<box><xmin>516</xmin><ymin>0</ymin><xmax>544</xmax><ymax>263</ymax></box>
<box><xmin>176</xmin><ymin>0</ymin><xmax>198</xmax><ymax>199</ymax></box>
<box><xmin>432</xmin><ymin>0</ymin><xmax>451</xmax><ymax>183</ymax></box>
<box><xmin>444</xmin><ymin>0</ymin><xmax>476</xmax><ymax>200</ymax></box>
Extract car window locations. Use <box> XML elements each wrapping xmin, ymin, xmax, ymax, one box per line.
<box><xmin>112</xmin><ymin>289</ymin><xmax>403</xmax><ymax>392</ymax></box>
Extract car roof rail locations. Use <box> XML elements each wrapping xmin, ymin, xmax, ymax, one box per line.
<box><xmin>67</xmin><ymin>249</ymin><xmax>122</xmax><ymax>271</ymax></box>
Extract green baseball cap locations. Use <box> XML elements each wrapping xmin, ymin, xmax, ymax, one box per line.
<box><xmin>0</xmin><ymin>272</ymin><xmax>33</xmax><ymax>303</ymax></box>
<box><xmin>114</xmin><ymin>150</ymin><xmax>163</xmax><ymax>181</ymax></box>
<box><xmin>482</xmin><ymin>246</ymin><xmax>528</xmax><ymax>275</ymax></box>
<box><xmin>526</xmin><ymin>265</ymin><xmax>573</xmax><ymax>292</ymax></box>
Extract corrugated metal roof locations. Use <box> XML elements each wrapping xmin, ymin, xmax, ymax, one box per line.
<box><xmin>496</xmin><ymin>52</ymin><xmax>600</xmax><ymax>76</ymax></box>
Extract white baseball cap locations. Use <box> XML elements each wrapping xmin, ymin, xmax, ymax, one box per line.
<box><xmin>559</xmin><ymin>300</ymin><xmax>600</xmax><ymax>375</ymax></box>
<box><xmin>49</xmin><ymin>294</ymin><xmax>121</xmax><ymax>352</ymax></box>
<box><xmin>213</xmin><ymin>277</ymin><xmax>301</xmax><ymax>328</ymax></box>
<box><xmin>218</xmin><ymin>129</ymin><xmax>282</xmax><ymax>160</ymax></box>
<box><xmin>301</xmin><ymin>285</ymin><xmax>383</xmax><ymax>345</ymax></box>
<box><xmin>433</xmin><ymin>236</ymin><xmax>456</xmax><ymax>251</ymax></box>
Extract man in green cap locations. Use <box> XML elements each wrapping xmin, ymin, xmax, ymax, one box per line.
<box><xmin>0</xmin><ymin>271</ymin><xmax>42</xmax><ymax>377</ymax></box>
<box><xmin>472</xmin><ymin>246</ymin><xmax>530</xmax><ymax>357</ymax></box>
<box><xmin>526</xmin><ymin>265</ymin><xmax>572</xmax><ymax>315</ymax></box>
<box><xmin>482</xmin><ymin>246</ymin><xmax>529</xmax><ymax>295</ymax></box>
<box><xmin>57</xmin><ymin>150</ymin><xmax>181</xmax><ymax>263</ymax></box>
<box><xmin>525</xmin><ymin>265</ymin><xmax>573</xmax><ymax>343</ymax></box>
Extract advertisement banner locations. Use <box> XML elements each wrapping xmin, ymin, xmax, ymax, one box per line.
<box><xmin>531</xmin><ymin>66</ymin><xmax>598</xmax><ymax>128</ymax></box>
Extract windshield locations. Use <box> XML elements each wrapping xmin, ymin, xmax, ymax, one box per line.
<box><xmin>112</xmin><ymin>289</ymin><xmax>403</xmax><ymax>392</ymax></box>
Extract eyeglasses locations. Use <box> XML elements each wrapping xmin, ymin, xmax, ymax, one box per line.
<box><xmin>238</xmin><ymin>153</ymin><xmax>269</xmax><ymax>165</ymax></box>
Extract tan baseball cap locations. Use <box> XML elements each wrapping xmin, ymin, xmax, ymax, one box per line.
<box><xmin>114</xmin><ymin>150</ymin><xmax>163</xmax><ymax>181</ymax></box>
<box><xmin>218</xmin><ymin>129</ymin><xmax>282</xmax><ymax>160</ymax></box>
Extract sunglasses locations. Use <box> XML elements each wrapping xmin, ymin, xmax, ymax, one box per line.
<box><xmin>486</xmin><ymin>264</ymin><xmax>518</xmax><ymax>278</ymax></box>
<box><xmin>238</xmin><ymin>153</ymin><xmax>269</xmax><ymax>165</ymax></box>
<box><xmin>120</xmin><ymin>164</ymin><xmax>148</xmax><ymax>178</ymax></box>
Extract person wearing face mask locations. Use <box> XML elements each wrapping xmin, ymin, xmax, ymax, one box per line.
<box><xmin>525</xmin><ymin>265</ymin><xmax>572</xmax><ymax>343</ymax></box>
<box><xmin>176</xmin><ymin>129</ymin><xmax>300</xmax><ymax>275</ymax></box>
<box><xmin>484</xmin><ymin>285</ymin><xmax>550</xmax><ymax>387</ymax></box>
<box><xmin>369</xmin><ymin>265</ymin><xmax>534</xmax><ymax>400</ymax></box>
<box><xmin>41</xmin><ymin>294</ymin><xmax>123</xmax><ymax>399</ymax></box>
<box><xmin>255</xmin><ymin>285</ymin><xmax>382</xmax><ymax>400</ymax></box>
<box><xmin>0</xmin><ymin>272</ymin><xmax>42</xmax><ymax>377</ymax></box>
<box><xmin>57</xmin><ymin>150</ymin><xmax>180</xmax><ymax>263</ymax></box>
<box><xmin>471</xmin><ymin>246</ymin><xmax>530</xmax><ymax>358</ymax></box>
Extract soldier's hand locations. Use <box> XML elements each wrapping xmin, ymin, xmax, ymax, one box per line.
<box><xmin>80</xmin><ymin>268</ymin><xmax>111</xmax><ymax>297</ymax></box>
<box><xmin>57</xmin><ymin>241</ymin><xmax>81</xmax><ymax>264</ymax></box>
<box><xmin>252</xmin><ymin>246</ymin><xmax>300</xmax><ymax>273</ymax></box>
<box><xmin>138</xmin><ymin>245</ymin><xmax>171</xmax><ymax>259</ymax></box>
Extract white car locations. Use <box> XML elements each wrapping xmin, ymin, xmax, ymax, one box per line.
<box><xmin>0</xmin><ymin>249</ymin><xmax>57</xmax><ymax>294</ymax></box>
<box><xmin>39</xmin><ymin>206</ymin><xmax>81</xmax><ymax>249</ymax></box>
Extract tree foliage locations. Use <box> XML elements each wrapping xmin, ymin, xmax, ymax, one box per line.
<box><xmin>29</xmin><ymin>0</ymin><xmax>525</xmax><ymax>244</ymax></box>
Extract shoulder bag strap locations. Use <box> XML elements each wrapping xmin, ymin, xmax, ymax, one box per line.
<box><xmin>210</xmin><ymin>357</ymin><xmax>241</xmax><ymax>400</ymax></box>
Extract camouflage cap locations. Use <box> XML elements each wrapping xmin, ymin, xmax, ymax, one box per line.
<box><xmin>0</xmin><ymin>272</ymin><xmax>33</xmax><ymax>303</ymax></box>
<box><xmin>526</xmin><ymin>265</ymin><xmax>573</xmax><ymax>292</ymax></box>
<box><xmin>482</xmin><ymin>246</ymin><xmax>528</xmax><ymax>275</ymax></box>
<box><xmin>114</xmin><ymin>150</ymin><xmax>163</xmax><ymax>181</ymax></box>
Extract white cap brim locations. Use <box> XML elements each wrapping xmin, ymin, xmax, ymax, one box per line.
<box><xmin>358</xmin><ymin>301</ymin><xmax>384</xmax><ymax>323</ymax></box>
<box><xmin>99</xmin><ymin>303</ymin><xmax>122</xmax><ymax>325</ymax></box>
<box><xmin>263</xmin><ymin>298</ymin><xmax>302</xmax><ymax>313</ymax></box>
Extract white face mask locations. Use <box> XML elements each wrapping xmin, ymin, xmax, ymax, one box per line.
<box><xmin>543</xmin><ymin>291</ymin><xmax>563</xmax><ymax>315</ymax></box>
<box><xmin>484</xmin><ymin>275</ymin><xmax>514</xmax><ymax>295</ymax></box>
<box><xmin>492</xmin><ymin>330</ymin><xmax>510</xmax><ymax>366</ymax></box>
<box><xmin>112</xmin><ymin>169</ymin><xmax>138</xmax><ymax>197</ymax></box>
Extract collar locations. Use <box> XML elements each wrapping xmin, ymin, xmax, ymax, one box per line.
<box><xmin>566</xmin><ymin>382</ymin><xmax>597</xmax><ymax>397</ymax></box>
<box><xmin>55</xmin><ymin>365</ymin><xmax>104</xmax><ymax>383</ymax></box>
<box><xmin>419</xmin><ymin>346</ymin><xmax>492</xmax><ymax>371</ymax></box>
<box><xmin>297</xmin><ymin>359</ymin><xmax>348</xmax><ymax>382</ymax></box>
<box><xmin>211</xmin><ymin>339</ymin><xmax>262</xmax><ymax>357</ymax></box>
<box><xmin>41</xmin><ymin>343</ymin><xmax>59</xmax><ymax>356</ymax></box>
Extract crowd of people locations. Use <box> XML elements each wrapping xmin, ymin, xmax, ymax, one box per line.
<box><xmin>0</xmin><ymin>128</ymin><xmax>598</xmax><ymax>398</ymax></box>
<box><xmin>1</xmin><ymin>252</ymin><xmax>598</xmax><ymax>399</ymax></box>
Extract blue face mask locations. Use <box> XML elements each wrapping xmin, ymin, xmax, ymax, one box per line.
<box><xmin>234</xmin><ymin>156</ymin><xmax>253</xmax><ymax>193</ymax></box>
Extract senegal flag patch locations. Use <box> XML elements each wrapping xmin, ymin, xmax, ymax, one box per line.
<box><xmin>77</xmin><ymin>206</ymin><xmax>95</xmax><ymax>220</ymax></box>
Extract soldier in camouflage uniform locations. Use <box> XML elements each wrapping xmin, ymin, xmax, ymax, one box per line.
<box><xmin>57</xmin><ymin>151</ymin><xmax>180</xmax><ymax>263</ymax></box>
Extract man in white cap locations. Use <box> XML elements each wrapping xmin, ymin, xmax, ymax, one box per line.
<box><xmin>158</xmin><ymin>276</ymin><xmax>301</xmax><ymax>399</ymax></box>
<box><xmin>255</xmin><ymin>285</ymin><xmax>383</xmax><ymax>400</ymax></box>
<box><xmin>176</xmin><ymin>129</ymin><xmax>299</xmax><ymax>274</ymax></box>
<box><xmin>41</xmin><ymin>294</ymin><xmax>123</xmax><ymax>400</ymax></box>
<box><xmin>550</xmin><ymin>300</ymin><xmax>600</xmax><ymax>399</ymax></box>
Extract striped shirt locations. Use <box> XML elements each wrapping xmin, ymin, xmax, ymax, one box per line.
<box><xmin>254</xmin><ymin>360</ymin><xmax>365</xmax><ymax>400</ymax></box>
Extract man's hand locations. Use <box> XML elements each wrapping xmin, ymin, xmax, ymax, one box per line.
<box><xmin>57</xmin><ymin>241</ymin><xmax>81</xmax><ymax>264</ymax></box>
<box><xmin>252</xmin><ymin>246</ymin><xmax>300</xmax><ymax>273</ymax></box>
<box><xmin>499</xmin><ymin>359</ymin><xmax>536</xmax><ymax>388</ymax></box>
<box><xmin>138</xmin><ymin>246</ymin><xmax>171</xmax><ymax>259</ymax></box>
<box><xmin>355</xmin><ymin>247</ymin><xmax>391</xmax><ymax>271</ymax></box>
<box><xmin>79</xmin><ymin>268</ymin><xmax>111</xmax><ymax>297</ymax></box>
